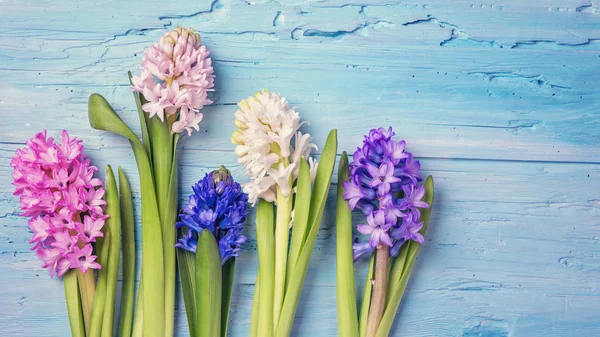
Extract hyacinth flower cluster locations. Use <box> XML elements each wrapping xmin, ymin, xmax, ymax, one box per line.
<box><xmin>343</xmin><ymin>127</ymin><xmax>428</xmax><ymax>260</ymax></box>
<box><xmin>175</xmin><ymin>166</ymin><xmax>248</xmax><ymax>337</ymax></box>
<box><xmin>131</xmin><ymin>26</ymin><xmax>215</xmax><ymax>135</ymax></box>
<box><xmin>232</xmin><ymin>90</ymin><xmax>338</xmax><ymax>337</ymax></box>
<box><xmin>10</xmin><ymin>130</ymin><xmax>133</xmax><ymax>337</ymax></box>
<box><xmin>336</xmin><ymin>127</ymin><xmax>434</xmax><ymax>337</ymax></box>
<box><xmin>88</xmin><ymin>26</ymin><xmax>216</xmax><ymax>337</ymax></box>
<box><xmin>231</xmin><ymin>89</ymin><xmax>318</xmax><ymax>205</ymax></box>
<box><xmin>11</xmin><ymin>130</ymin><xmax>106</xmax><ymax>278</ymax></box>
<box><xmin>176</xmin><ymin>166</ymin><xmax>249</xmax><ymax>263</ymax></box>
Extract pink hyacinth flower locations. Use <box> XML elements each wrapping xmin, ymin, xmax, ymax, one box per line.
<box><xmin>11</xmin><ymin>130</ymin><xmax>106</xmax><ymax>278</ymax></box>
<box><xmin>131</xmin><ymin>27</ymin><xmax>215</xmax><ymax>135</ymax></box>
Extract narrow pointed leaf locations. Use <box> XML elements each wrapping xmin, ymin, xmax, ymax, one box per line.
<box><xmin>64</xmin><ymin>270</ymin><xmax>85</xmax><ymax>337</ymax></box>
<box><xmin>286</xmin><ymin>158</ymin><xmax>311</xmax><ymax>285</ymax></box>
<box><xmin>127</xmin><ymin>71</ymin><xmax>152</xmax><ymax>159</ymax></box>
<box><xmin>359</xmin><ymin>255</ymin><xmax>375</xmax><ymax>337</ymax></box>
<box><xmin>221</xmin><ymin>258</ymin><xmax>236</xmax><ymax>337</ymax></box>
<box><xmin>178</xmin><ymin>249</ymin><xmax>197</xmax><ymax>337</ymax></box>
<box><xmin>336</xmin><ymin>152</ymin><xmax>359</xmax><ymax>337</ymax></box>
<box><xmin>89</xmin><ymin>226</ymin><xmax>111</xmax><ymax>337</ymax></box>
<box><xmin>102</xmin><ymin>166</ymin><xmax>122</xmax><ymax>337</ymax></box>
<box><xmin>275</xmin><ymin>129</ymin><xmax>337</xmax><ymax>337</ymax></box>
<box><xmin>118</xmin><ymin>167</ymin><xmax>136</xmax><ymax>337</ymax></box>
<box><xmin>306</xmin><ymin>129</ymin><xmax>338</xmax><ymax>238</ymax></box>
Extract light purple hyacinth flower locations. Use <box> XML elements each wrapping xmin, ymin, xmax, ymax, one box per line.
<box><xmin>343</xmin><ymin>127</ymin><xmax>429</xmax><ymax>261</ymax></box>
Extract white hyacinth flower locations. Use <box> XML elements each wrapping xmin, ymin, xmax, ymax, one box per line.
<box><xmin>231</xmin><ymin>90</ymin><xmax>317</xmax><ymax>205</ymax></box>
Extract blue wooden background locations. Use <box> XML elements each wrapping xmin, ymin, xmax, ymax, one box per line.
<box><xmin>1</xmin><ymin>0</ymin><xmax>599</xmax><ymax>336</ymax></box>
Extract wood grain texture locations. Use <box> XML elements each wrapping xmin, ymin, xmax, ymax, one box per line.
<box><xmin>1</xmin><ymin>0</ymin><xmax>599</xmax><ymax>336</ymax></box>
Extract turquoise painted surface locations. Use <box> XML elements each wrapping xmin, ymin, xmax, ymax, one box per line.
<box><xmin>1</xmin><ymin>0</ymin><xmax>599</xmax><ymax>336</ymax></box>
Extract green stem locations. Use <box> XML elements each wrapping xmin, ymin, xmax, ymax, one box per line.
<box><xmin>76</xmin><ymin>269</ymin><xmax>96</xmax><ymax>334</ymax></box>
<box><xmin>273</xmin><ymin>190</ymin><xmax>292</xmax><ymax>326</ymax></box>
<box><xmin>256</xmin><ymin>200</ymin><xmax>275</xmax><ymax>337</ymax></box>
<box><xmin>117</xmin><ymin>167</ymin><xmax>136</xmax><ymax>337</ymax></box>
<box><xmin>64</xmin><ymin>270</ymin><xmax>86</xmax><ymax>337</ymax></box>
<box><xmin>149</xmin><ymin>115</ymin><xmax>176</xmax><ymax>337</ymax></box>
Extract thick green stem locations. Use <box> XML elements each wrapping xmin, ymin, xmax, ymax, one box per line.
<box><xmin>273</xmin><ymin>190</ymin><xmax>292</xmax><ymax>326</ymax></box>
<box><xmin>64</xmin><ymin>270</ymin><xmax>86</xmax><ymax>337</ymax></box>
<box><xmin>149</xmin><ymin>115</ymin><xmax>177</xmax><ymax>337</ymax></box>
<box><xmin>76</xmin><ymin>269</ymin><xmax>96</xmax><ymax>334</ymax></box>
<box><xmin>256</xmin><ymin>200</ymin><xmax>275</xmax><ymax>337</ymax></box>
<box><xmin>365</xmin><ymin>245</ymin><xmax>390</xmax><ymax>337</ymax></box>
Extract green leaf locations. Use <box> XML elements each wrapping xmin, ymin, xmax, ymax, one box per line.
<box><xmin>256</xmin><ymin>200</ymin><xmax>275</xmax><ymax>337</ymax></box>
<box><xmin>63</xmin><ymin>270</ymin><xmax>86</xmax><ymax>337</ymax></box>
<box><xmin>178</xmin><ymin>249</ymin><xmax>197</xmax><ymax>337</ymax></box>
<box><xmin>102</xmin><ymin>165</ymin><xmax>122</xmax><ymax>337</ymax></box>
<box><xmin>359</xmin><ymin>255</ymin><xmax>375</xmax><ymax>337</ymax></box>
<box><xmin>335</xmin><ymin>152</ymin><xmax>359</xmax><ymax>337</ymax></box>
<box><xmin>221</xmin><ymin>258</ymin><xmax>236</xmax><ymax>337</ymax></box>
<box><xmin>127</xmin><ymin>71</ymin><xmax>152</xmax><ymax>160</ymax></box>
<box><xmin>286</xmin><ymin>158</ymin><xmax>311</xmax><ymax>286</ymax></box>
<box><xmin>375</xmin><ymin>176</ymin><xmax>434</xmax><ymax>337</ymax></box>
<box><xmin>89</xmin><ymin>215</ymin><xmax>111</xmax><ymax>337</ymax></box>
<box><xmin>117</xmin><ymin>167</ymin><xmax>136</xmax><ymax>337</ymax></box>
<box><xmin>88</xmin><ymin>94</ymin><xmax>140</xmax><ymax>145</ymax></box>
<box><xmin>88</xmin><ymin>93</ymin><xmax>164</xmax><ymax>337</ymax></box>
<box><xmin>196</xmin><ymin>230</ymin><xmax>222</xmax><ymax>337</ymax></box>
<box><xmin>275</xmin><ymin>129</ymin><xmax>337</xmax><ymax>337</ymax></box>
<box><xmin>306</xmin><ymin>129</ymin><xmax>338</xmax><ymax>241</ymax></box>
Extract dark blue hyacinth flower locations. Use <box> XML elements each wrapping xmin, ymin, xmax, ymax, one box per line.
<box><xmin>343</xmin><ymin>127</ymin><xmax>429</xmax><ymax>261</ymax></box>
<box><xmin>176</xmin><ymin>166</ymin><xmax>249</xmax><ymax>264</ymax></box>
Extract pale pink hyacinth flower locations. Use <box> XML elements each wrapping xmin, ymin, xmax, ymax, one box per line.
<box><xmin>11</xmin><ymin>130</ymin><xmax>106</xmax><ymax>278</ymax></box>
<box><xmin>131</xmin><ymin>27</ymin><xmax>215</xmax><ymax>135</ymax></box>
